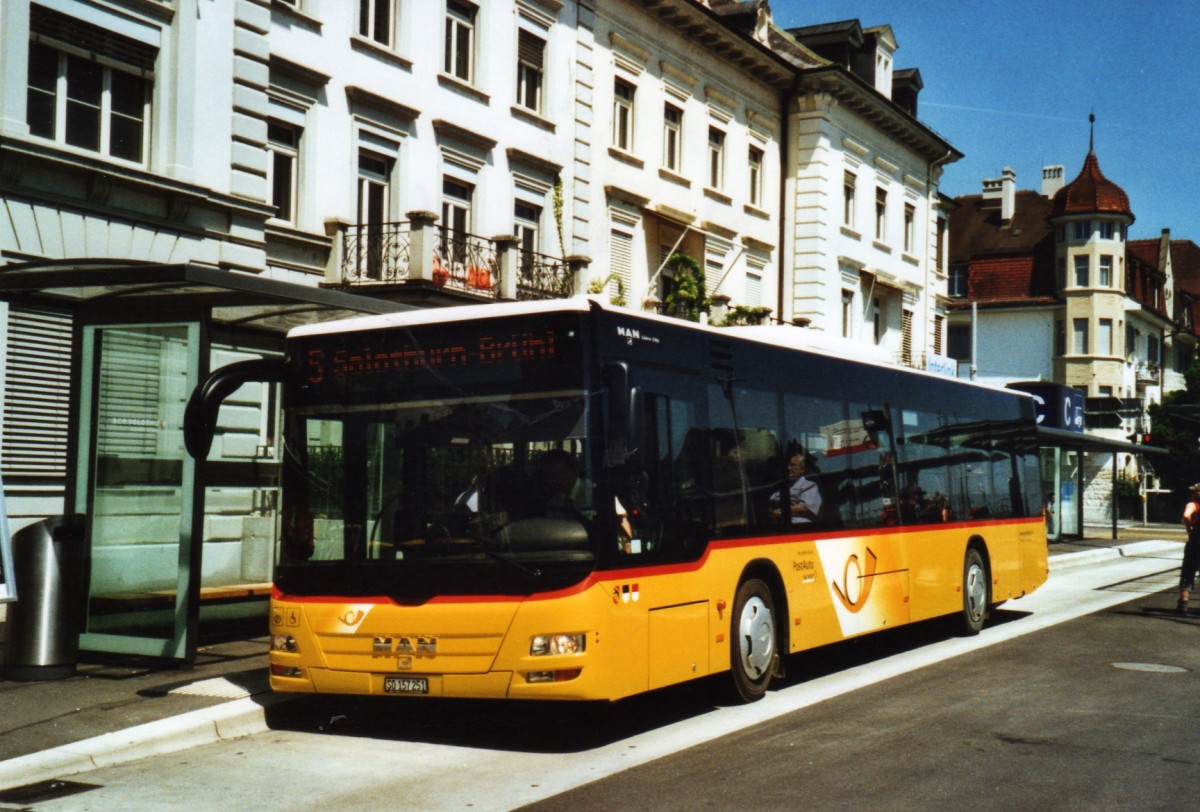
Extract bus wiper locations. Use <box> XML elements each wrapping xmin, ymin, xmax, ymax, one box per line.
<box><xmin>461</xmin><ymin>535</ymin><xmax>542</xmax><ymax>578</ymax></box>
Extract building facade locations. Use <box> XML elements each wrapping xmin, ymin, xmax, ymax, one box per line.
<box><xmin>0</xmin><ymin>0</ymin><xmax>955</xmax><ymax>657</ymax></box>
<box><xmin>781</xmin><ymin>20</ymin><xmax>959</xmax><ymax>370</ymax></box>
<box><xmin>948</xmin><ymin>143</ymin><xmax>1198</xmax><ymax>531</ymax></box>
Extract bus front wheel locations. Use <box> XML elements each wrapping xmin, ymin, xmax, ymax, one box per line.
<box><xmin>959</xmin><ymin>548</ymin><xmax>989</xmax><ymax>636</ymax></box>
<box><xmin>730</xmin><ymin>578</ymin><xmax>776</xmax><ymax>702</ymax></box>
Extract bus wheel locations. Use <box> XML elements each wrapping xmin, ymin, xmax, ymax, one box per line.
<box><xmin>731</xmin><ymin>578</ymin><xmax>776</xmax><ymax>702</ymax></box>
<box><xmin>959</xmin><ymin>548</ymin><xmax>989</xmax><ymax>636</ymax></box>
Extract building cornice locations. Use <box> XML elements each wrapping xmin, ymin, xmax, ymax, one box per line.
<box><xmin>0</xmin><ymin>136</ymin><xmax>275</xmax><ymax>227</ymax></box>
<box><xmin>634</xmin><ymin>0</ymin><xmax>795</xmax><ymax>92</ymax></box>
<box><xmin>796</xmin><ymin>65</ymin><xmax>961</xmax><ymax>164</ymax></box>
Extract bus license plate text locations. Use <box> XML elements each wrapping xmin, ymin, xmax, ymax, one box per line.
<box><xmin>384</xmin><ymin>676</ymin><xmax>428</xmax><ymax>694</ymax></box>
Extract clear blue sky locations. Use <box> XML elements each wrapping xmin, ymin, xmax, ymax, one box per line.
<box><xmin>772</xmin><ymin>1</ymin><xmax>1200</xmax><ymax>242</ymax></box>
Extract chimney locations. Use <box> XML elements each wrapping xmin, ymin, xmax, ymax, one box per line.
<box><xmin>1000</xmin><ymin>167</ymin><xmax>1016</xmax><ymax>223</ymax></box>
<box><xmin>1042</xmin><ymin>165</ymin><xmax>1064</xmax><ymax>197</ymax></box>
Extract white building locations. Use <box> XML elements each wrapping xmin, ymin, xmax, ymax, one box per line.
<box><xmin>587</xmin><ymin>0</ymin><xmax>789</xmax><ymax>316</ymax></box>
<box><xmin>780</xmin><ymin>19</ymin><xmax>959</xmax><ymax>368</ymax></box>
<box><xmin>0</xmin><ymin>0</ymin><xmax>958</xmax><ymax>656</ymax></box>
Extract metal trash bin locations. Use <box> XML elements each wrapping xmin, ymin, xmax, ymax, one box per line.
<box><xmin>3</xmin><ymin>515</ymin><xmax>89</xmax><ymax>680</ymax></box>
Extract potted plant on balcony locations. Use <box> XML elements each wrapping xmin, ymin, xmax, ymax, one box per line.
<box><xmin>662</xmin><ymin>252</ymin><xmax>709</xmax><ymax>322</ymax></box>
<box><xmin>467</xmin><ymin>264</ymin><xmax>492</xmax><ymax>290</ymax></box>
<box><xmin>432</xmin><ymin>255</ymin><xmax>449</xmax><ymax>286</ymax></box>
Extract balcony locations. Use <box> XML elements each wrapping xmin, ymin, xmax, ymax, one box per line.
<box><xmin>1135</xmin><ymin>362</ymin><xmax>1160</xmax><ymax>384</ymax></box>
<box><xmin>328</xmin><ymin>212</ymin><xmax>583</xmax><ymax>303</ymax></box>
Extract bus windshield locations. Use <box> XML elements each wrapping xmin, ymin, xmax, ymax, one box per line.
<box><xmin>276</xmin><ymin>311</ymin><xmax>613</xmax><ymax>596</ymax></box>
<box><xmin>279</xmin><ymin>391</ymin><xmax>608</xmax><ymax>595</ymax></box>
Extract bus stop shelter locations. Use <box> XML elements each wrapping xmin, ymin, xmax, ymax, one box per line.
<box><xmin>1037</xmin><ymin>425</ymin><xmax>1167</xmax><ymax>541</ymax></box>
<box><xmin>0</xmin><ymin>260</ymin><xmax>410</xmax><ymax>662</ymax></box>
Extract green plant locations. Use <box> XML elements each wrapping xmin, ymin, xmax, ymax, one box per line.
<box><xmin>662</xmin><ymin>252</ymin><xmax>709</xmax><ymax>322</ymax></box>
<box><xmin>1148</xmin><ymin>357</ymin><xmax>1200</xmax><ymax>499</ymax></box>
<box><xmin>588</xmin><ymin>272</ymin><xmax>626</xmax><ymax>306</ymax></box>
<box><xmin>552</xmin><ymin>175</ymin><xmax>565</xmax><ymax>258</ymax></box>
<box><xmin>718</xmin><ymin>305</ymin><xmax>772</xmax><ymax>327</ymax></box>
<box><xmin>1116</xmin><ymin>474</ymin><xmax>1140</xmax><ymax>499</ymax></box>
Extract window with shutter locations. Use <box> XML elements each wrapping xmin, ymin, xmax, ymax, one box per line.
<box><xmin>901</xmin><ymin>308</ymin><xmax>914</xmax><ymax>366</ymax></box>
<box><xmin>516</xmin><ymin>29</ymin><xmax>544</xmax><ymax>113</ymax></box>
<box><xmin>610</xmin><ymin>229</ymin><xmax>633</xmax><ymax>302</ymax></box>
<box><xmin>2</xmin><ymin>307</ymin><xmax>72</xmax><ymax>478</ymax></box>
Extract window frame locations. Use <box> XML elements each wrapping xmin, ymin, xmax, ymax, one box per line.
<box><xmin>1098</xmin><ymin>318</ymin><xmax>1114</xmax><ymax>356</ymax></box>
<box><xmin>662</xmin><ymin>103</ymin><xmax>682</xmax><ymax>173</ymax></box>
<box><xmin>267</xmin><ymin>121</ymin><xmax>301</xmax><ymax>225</ymax></box>
<box><xmin>441</xmin><ymin>176</ymin><xmax>474</xmax><ymax>242</ymax></box>
<box><xmin>948</xmin><ymin>263</ymin><xmax>967</xmax><ymax>298</ymax></box>
<box><xmin>903</xmin><ymin>202</ymin><xmax>915</xmax><ymax>254</ymax></box>
<box><xmin>515</xmin><ymin>28</ymin><xmax>544</xmax><ymax>113</ymax></box>
<box><xmin>514</xmin><ymin>200</ymin><xmax>541</xmax><ymax>261</ymax></box>
<box><xmin>1072</xmin><ymin>318</ymin><xmax>1089</xmax><ymax>355</ymax></box>
<box><xmin>612</xmin><ymin>78</ymin><xmax>635</xmax><ymax>152</ymax></box>
<box><xmin>843</xmin><ymin>171</ymin><xmax>857</xmax><ymax>229</ymax></box>
<box><xmin>358</xmin><ymin>0</ymin><xmax>396</xmax><ymax>47</ymax></box>
<box><xmin>444</xmin><ymin>0</ymin><xmax>477</xmax><ymax>84</ymax></box>
<box><xmin>707</xmin><ymin>126</ymin><xmax>725</xmax><ymax>191</ymax></box>
<box><xmin>26</xmin><ymin>40</ymin><xmax>151</xmax><ymax>165</ymax></box>
<box><xmin>874</xmin><ymin>187</ymin><xmax>887</xmax><ymax>242</ymax></box>
<box><xmin>748</xmin><ymin>145</ymin><xmax>764</xmax><ymax>208</ymax></box>
<box><xmin>1074</xmin><ymin>255</ymin><xmax>1089</xmax><ymax>287</ymax></box>
<box><xmin>1099</xmin><ymin>254</ymin><xmax>1113</xmax><ymax>287</ymax></box>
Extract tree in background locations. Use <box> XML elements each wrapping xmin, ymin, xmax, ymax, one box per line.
<box><xmin>1148</xmin><ymin>359</ymin><xmax>1200</xmax><ymax>502</ymax></box>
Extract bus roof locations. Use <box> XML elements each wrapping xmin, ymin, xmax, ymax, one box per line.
<box><xmin>288</xmin><ymin>296</ymin><xmax>1027</xmax><ymax>398</ymax></box>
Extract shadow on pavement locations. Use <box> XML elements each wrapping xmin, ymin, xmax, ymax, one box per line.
<box><xmin>262</xmin><ymin>611</ymin><xmax>1039</xmax><ymax>754</ymax></box>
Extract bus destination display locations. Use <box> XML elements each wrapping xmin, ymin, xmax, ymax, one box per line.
<box><xmin>290</xmin><ymin>316</ymin><xmax>584</xmax><ymax>403</ymax></box>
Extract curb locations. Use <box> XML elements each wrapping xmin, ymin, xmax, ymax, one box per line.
<box><xmin>1049</xmin><ymin>539</ymin><xmax>1182</xmax><ymax>573</ymax></box>
<box><xmin>0</xmin><ymin>691</ymin><xmax>289</xmax><ymax>791</ymax></box>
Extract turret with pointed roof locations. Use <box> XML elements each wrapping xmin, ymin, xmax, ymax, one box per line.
<box><xmin>1049</xmin><ymin>116</ymin><xmax>1134</xmax><ymax>221</ymax></box>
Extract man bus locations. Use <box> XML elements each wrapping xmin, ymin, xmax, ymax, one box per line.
<box><xmin>185</xmin><ymin>298</ymin><xmax>1047</xmax><ymax>703</ymax></box>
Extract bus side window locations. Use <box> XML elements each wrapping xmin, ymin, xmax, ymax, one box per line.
<box><xmin>620</xmin><ymin>392</ymin><xmax>708</xmax><ymax>562</ymax></box>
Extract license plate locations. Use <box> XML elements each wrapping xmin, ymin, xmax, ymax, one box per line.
<box><xmin>384</xmin><ymin>676</ymin><xmax>429</xmax><ymax>694</ymax></box>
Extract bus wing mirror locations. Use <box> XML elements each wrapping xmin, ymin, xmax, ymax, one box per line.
<box><xmin>184</xmin><ymin>357</ymin><xmax>286</xmax><ymax>460</ymax></box>
<box><xmin>604</xmin><ymin>362</ymin><xmax>642</xmax><ymax>466</ymax></box>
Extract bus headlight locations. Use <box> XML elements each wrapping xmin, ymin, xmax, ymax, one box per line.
<box><xmin>271</xmin><ymin>634</ymin><xmax>298</xmax><ymax>653</ymax></box>
<box><xmin>530</xmin><ymin>633</ymin><xmax>586</xmax><ymax>656</ymax></box>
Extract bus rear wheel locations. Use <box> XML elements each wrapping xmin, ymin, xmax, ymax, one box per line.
<box><xmin>959</xmin><ymin>548</ymin><xmax>989</xmax><ymax>636</ymax></box>
<box><xmin>730</xmin><ymin>578</ymin><xmax>776</xmax><ymax>702</ymax></box>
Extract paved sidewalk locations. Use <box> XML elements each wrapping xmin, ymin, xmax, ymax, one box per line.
<box><xmin>0</xmin><ymin>525</ymin><xmax>1188</xmax><ymax>794</ymax></box>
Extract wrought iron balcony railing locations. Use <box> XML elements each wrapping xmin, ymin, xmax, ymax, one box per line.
<box><xmin>334</xmin><ymin>218</ymin><xmax>581</xmax><ymax>301</ymax></box>
<box><xmin>432</xmin><ymin>226</ymin><xmax>499</xmax><ymax>297</ymax></box>
<box><xmin>517</xmin><ymin>250</ymin><xmax>572</xmax><ymax>300</ymax></box>
<box><xmin>342</xmin><ymin>221</ymin><xmax>411</xmax><ymax>284</ymax></box>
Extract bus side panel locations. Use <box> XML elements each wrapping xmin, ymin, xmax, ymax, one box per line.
<box><xmin>810</xmin><ymin>534</ymin><xmax>910</xmax><ymax>639</ymax></box>
<box><xmin>498</xmin><ymin>582</ymin><xmax>649</xmax><ymax>701</ymax></box>
<box><xmin>647</xmin><ymin>601</ymin><xmax>709</xmax><ymax>690</ymax></box>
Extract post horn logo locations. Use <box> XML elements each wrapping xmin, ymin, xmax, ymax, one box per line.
<box><xmin>832</xmin><ymin>547</ymin><xmax>878</xmax><ymax>613</ymax></box>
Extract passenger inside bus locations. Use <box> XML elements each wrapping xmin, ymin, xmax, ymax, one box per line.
<box><xmin>768</xmin><ymin>452</ymin><xmax>823</xmax><ymax>525</ymax></box>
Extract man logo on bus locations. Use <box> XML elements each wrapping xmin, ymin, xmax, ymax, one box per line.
<box><xmin>831</xmin><ymin>547</ymin><xmax>878</xmax><ymax>613</ymax></box>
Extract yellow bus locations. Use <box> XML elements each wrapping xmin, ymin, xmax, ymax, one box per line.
<box><xmin>187</xmin><ymin>298</ymin><xmax>1048</xmax><ymax>703</ymax></box>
